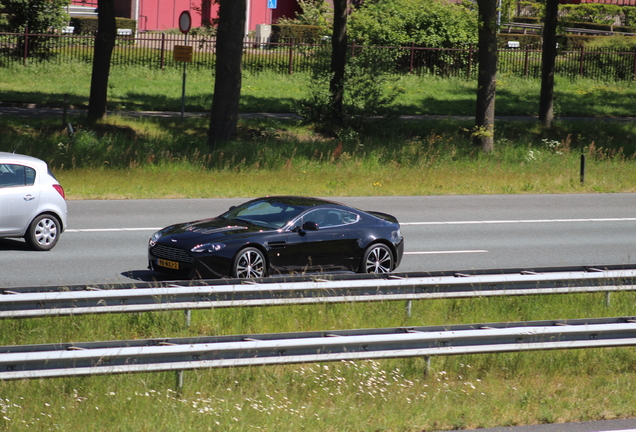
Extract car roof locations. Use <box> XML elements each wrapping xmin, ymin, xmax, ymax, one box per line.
<box><xmin>0</xmin><ymin>152</ymin><xmax>47</xmax><ymax>167</ymax></box>
<box><xmin>261</xmin><ymin>196</ymin><xmax>346</xmax><ymax>209</ymax></box>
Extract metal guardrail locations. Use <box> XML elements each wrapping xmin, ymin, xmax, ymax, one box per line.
<box><xmin>1</xmin><ymin>266</ymin><xmax>635</xmax><ymax>318</ymax></box>
<box><xmin>2</xmin><ymin>316</ymin><xmax>636</xmax><ymax>380</ymax></box>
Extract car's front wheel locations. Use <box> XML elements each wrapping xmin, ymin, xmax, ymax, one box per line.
<box><xmin>360</xmin><ymin>243</ymin><xmax>394</xmax><ymax>274</ymax></box>
<box><xmin>25</xmin><ymin>214</ymin><xmax>61</xmax><ymax>251</ymax></box>
<box><xmin>231</xmin><ymin>247</ymin><xmax>267</xmax><ymax>278</ymax></box>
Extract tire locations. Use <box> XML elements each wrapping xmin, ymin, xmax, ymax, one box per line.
<box><xmin>360</xmin><ymin>243</ymin><xmax>394</xmax><ymax>274</ymax></box>
<box><xmin>231</xmin><ymin>247</ymin><xmax>267</xmax><ymax>278</ymax></box>
<box><xmin>25</xmin><ymin>214</ymin><xmax>61</xmax><ymax>251</ymax></box>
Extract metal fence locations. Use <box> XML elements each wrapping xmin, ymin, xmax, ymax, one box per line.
<box><xmin>2</xmin><ymin>266</ymin><xmax>635</xmax><ymax>319</ymax></box>
<box><xmin>1</xmin><ymin>30</ymin><xmax>636</xmax><ymax>80</ymax></box>
<box><xmin>3</xmin><ymin>316</ymin><xmax>636</xmax><ymax>380</ymax></box>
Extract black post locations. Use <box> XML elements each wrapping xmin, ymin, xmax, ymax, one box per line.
<box><xmin>580</xmin><ymin>154</ymin><xmax>586</xmax><ymax>185</ymax></box>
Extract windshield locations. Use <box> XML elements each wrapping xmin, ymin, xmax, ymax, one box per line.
<box><xmin>221</xmin><ymin>199</ymin><xmax>306</xmax><ymax>229</ymax></box>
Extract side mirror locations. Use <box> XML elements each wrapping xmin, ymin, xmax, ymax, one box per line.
<box><xmin>302</xmin><ymin>221</ymin><xmax>319</xmax><ymax>231</ymax></box>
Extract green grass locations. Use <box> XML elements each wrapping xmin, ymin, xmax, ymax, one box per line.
<box><xmin>3</xmin><ymin>63</ymin><xmax>636</xmax><ymax>116</ymax></box>
<box><xmin>2</xmin><ymin>113</ymin><xmax>636</xmax><ymax>199</ymax></box>
<box><xmin>2</xmin><ymin>293</ymin><xmax>636</xmax><ymax>431</ymax></box>
<box><xmin>2</xmin><ymin>63</ymin><xmax>636</xmax><ymax>430</ymax></box>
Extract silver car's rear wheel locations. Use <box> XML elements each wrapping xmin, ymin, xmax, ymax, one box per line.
<box><xmin>232</xmin><ymin>247</ymin><xmax>267</xmax><ymax>278</ymax></box>
<box><xmin>25</xmin><ymin>214</ymin><xmax>60</xmax><ymax>251</ymax></box>
<box><xmin>360</xmin><ymin>243</ymin><xmax>394</xmax><ymax>274</ymax></box>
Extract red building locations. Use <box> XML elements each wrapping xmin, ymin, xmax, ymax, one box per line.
<box><xmin>69</xmin><ymin>0</ymin><xmax>302</xmax><ymax>32</ymax></box>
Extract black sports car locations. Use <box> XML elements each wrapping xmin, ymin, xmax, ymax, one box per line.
<box><xmin>148</xmin><ymin>196</ymin><xmax>404</xmax><ymax>279</ymax></box>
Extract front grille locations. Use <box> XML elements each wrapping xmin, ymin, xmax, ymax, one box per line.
<box><xmin>150</xmin><ymin>244</ymin><xmax>195</xmax><ymax>263</ymax></box>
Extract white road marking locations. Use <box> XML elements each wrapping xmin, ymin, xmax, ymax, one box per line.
<box><xmin>401</xmin><ymin>217</ymin><xmax>636</xmax><ymax>226</ymax></box>
<box><xmin>66</xmin><ymin>217</ymin><xmax>635</xmax><ymax>233</ymax></box>
<box><xmin>65</xmin><ymin>228</ymin><xmax>161</xmax><ymax>232</ymax></box>
<box><xmin>404</xmin><ymin>250</ymin><xmax>488</xmax><ymax>255</ymax></box>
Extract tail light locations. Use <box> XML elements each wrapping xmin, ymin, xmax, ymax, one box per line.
<box><xmin>53</xmin><ymin>184</ymin><xmax>66</xmax><ymax>199</ymax></box>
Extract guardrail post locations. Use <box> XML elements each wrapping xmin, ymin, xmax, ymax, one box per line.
<box><xmin>605</xmin><ymin>292</ymin><xmax>611</xmax><ymax>307</ymax></box>
<box><xmin>176</xmin><ymin>370</ymin><xmax>184</xmax><ymax>391</ymax></box>
<box><xmin>405</xmin><ymin>300</ymin><xmax>412</xmax><ymax>317</ymax></box>
<box><xmin>185</xmin><ymin>309</ymin><xmax>191</xmax><ymax>328</ymax></box>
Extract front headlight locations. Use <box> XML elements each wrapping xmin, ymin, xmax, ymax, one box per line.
<box><xmin>391</xmin><ymin>229</ymin><xmax>402</xmax><ymax>241</ymax></box>
<box><xmin>149</xmin><ymin>231</ymin><xmax>162</xmax><ymax>247</ymax></box>
<box><xmin>191</xmin><ymin>243</ymin><xmax>226</xmax><ymax>253</ymax></box>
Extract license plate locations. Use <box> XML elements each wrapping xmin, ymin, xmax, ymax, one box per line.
<box><xmin>157</xmin><ymin>258</ymin><xmax>179</xmax><ymax>270</ymax></box>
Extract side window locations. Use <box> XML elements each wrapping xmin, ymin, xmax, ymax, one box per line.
<box><xmin>25</xmin><ymin>166</ymin><xmax>36</xmax><ymax>185</ymax></box>
<box><xmin>298</xmin><ymin>209</ymin><xmax>359</xmax><ymax>229</ymax></box>
<box><xmin>0</xmin><ymin>164</ymin><xmax>35</xmax><ymax>188</ymax></box>
<box><xmin>341</xmin><ymin>211</ymin><xmax>359</xmax><ymax>225</ymax></box>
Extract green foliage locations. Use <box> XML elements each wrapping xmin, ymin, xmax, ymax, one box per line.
<box><xmin>271</xmin><ymin>24</ymin><xmax>324</xmax><ymax>42</ymax></box>
<box><xmin>561</xmin><ymin>4</ymin><xmax>622</xmax><ymax>25</ymax></box>
<box><xmin>349</xmin><ymin>0</ymin><xmax>478</xmax><ymax>47</ymax></box>
<box><xmin>1</xmin><ymin>0</ymin><xmax>70</xmax><ymax>33</ymax></box>
<box><xmin>585</xmin><ymin>35</ymin><xmax>636</xmax><ymax>49</ymax></box>
<box><xmin>297</xmin><ymin>50</ymin><xmax>404</xmax><ymax>136</ymax></box>
<box><xmin>1</xmin><ymin>0</ymin><xmax>70</xmax><ymax>58</ymax></box>
<box><xmin>70</xmin><ymin>16</ymin><xmax>137</xmax><ymax>35</ymax></box>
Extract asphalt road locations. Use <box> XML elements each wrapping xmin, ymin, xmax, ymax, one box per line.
<box><xmin>1</xmin><ymin>193</ymin><xmax>635</xmax><ymax>288</ymax></box>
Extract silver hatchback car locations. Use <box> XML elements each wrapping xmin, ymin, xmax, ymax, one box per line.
<box><xmin>0</xmin><ymin>152</ymin><xmax>68</xmax><ymax>251</ymax></box>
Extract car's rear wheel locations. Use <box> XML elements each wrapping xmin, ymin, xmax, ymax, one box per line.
<box><xmin>25</xmin><ymin>214</ymin><xmax>61</xmax><ymax>251</ymax></box>
<box><xmin>360</xmin><ymin>243</ymin><xmax>394</xmax><ymax>274</ymax></box>
<box><xmin>232</xmin><ymin>247</ymin><xmax>267</xmax><ymax>278</ymax></box>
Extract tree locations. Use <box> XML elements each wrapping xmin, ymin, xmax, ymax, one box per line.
<box><xmin>539</xmin><ymin>0</ymin><xmax>559</xmax><ymax>129</ymax></box>
<box><xmin>87</xmin><ymin>0</ymin><xmax>117</xmax><ymax>121</ymax></box>
<box><xmin>348</xmin><ymin>0</ymin><xmax>477</xmax><ymax>47</ymax></box>
<box><xmin>330</xmin><ymin>0</ymin><xmax>348</xmax><ymax>120</ymax></box>
<box><xmin>474</xmin><ymin>0</ymin><xmax>498</xmax><ymax>153</ymax></box>
<box><xmin>208</xmin><ymin>0</ymin><xmax>246</xmax><ymax>148</ymax></box>
<box><xmin>1</xmin><ymin>0</ymin><xmax>69</xmax><ymax>32</ymax></box>
<box><xmin>2</xmin><ymin>0</ymin><xmax>70</xmax><ymax>57</ymax></box>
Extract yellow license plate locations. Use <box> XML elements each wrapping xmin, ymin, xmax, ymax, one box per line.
<box><xmin>157</xmin><ymin>258</ymin><xmax>179</xmax><ymax>270</ymax></box>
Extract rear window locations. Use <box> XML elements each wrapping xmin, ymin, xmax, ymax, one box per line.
<box><xmin>0</xmin><ymin>164</ymin><xmax>36</xmax><ymax>188</ymax></box>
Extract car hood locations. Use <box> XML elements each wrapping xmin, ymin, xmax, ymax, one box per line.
<box><xmin>161</xmin><ymin>218</ymin><xmax>256</xmax><ymax>240</ymax></box>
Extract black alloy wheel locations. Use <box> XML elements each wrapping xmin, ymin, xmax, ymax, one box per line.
<box><xmin>232</xmin><ymin>247</ymin><xmax>267</xmax><ymax>278</ymax></box>
<box><xmin>361</xmin><ymin>243</ymin><xmax>394</xmax><ymax>274</ymax></box>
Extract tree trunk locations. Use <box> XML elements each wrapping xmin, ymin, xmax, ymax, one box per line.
<box><xmin>87</xmin><ymin>0</ymin><xmax>116</xmax><ymax>121</ymax></box>
<box><xmin>208</xmin><ymin>0</ymin><xmax>246</xmax><ymax>148</ymax></box>
<box><xmin>474</xmin><ymin>0</ymin><xmax>498</xmax><ymax>153</ymax></box>
<box><xmin>539</xmin><ymin>0</ymin><xmax>559</xmax><ymax>129</ymax></box>
<box><xmin>330</xmin><ymin>0</ymin><xmax>348</xmax><ymax>122</ymax></box>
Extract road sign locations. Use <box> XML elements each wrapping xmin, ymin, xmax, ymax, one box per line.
<box><xmin>268</xmin><ymin>0</ymin><xmax>277</xmax><ymax>9</ymax></box>
<box><xmin>179</xmin><ymin>10</ymin><xmax>191</xmax><ymax>34</ymax></box>
<box><xmin>173</xmin><ymin>45</ymin><xmax>192</xmax><ymax>62</ymax></box>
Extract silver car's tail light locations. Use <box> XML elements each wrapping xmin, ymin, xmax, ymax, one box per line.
<box><xmin>53</xmin><ymin>184</ymin><xmax>65</xmax><ymax>199</ymax></box>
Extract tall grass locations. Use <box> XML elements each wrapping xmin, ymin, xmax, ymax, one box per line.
<box><xmin>1</xmin><ymin>114</ymin><xmax>636</xmax><ymax>199</ymax></box>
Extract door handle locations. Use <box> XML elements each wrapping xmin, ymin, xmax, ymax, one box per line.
<box><xmin>23</xmin><ymin>194</ymin><xmax>35</xmax><ymax>201</ymax></box>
